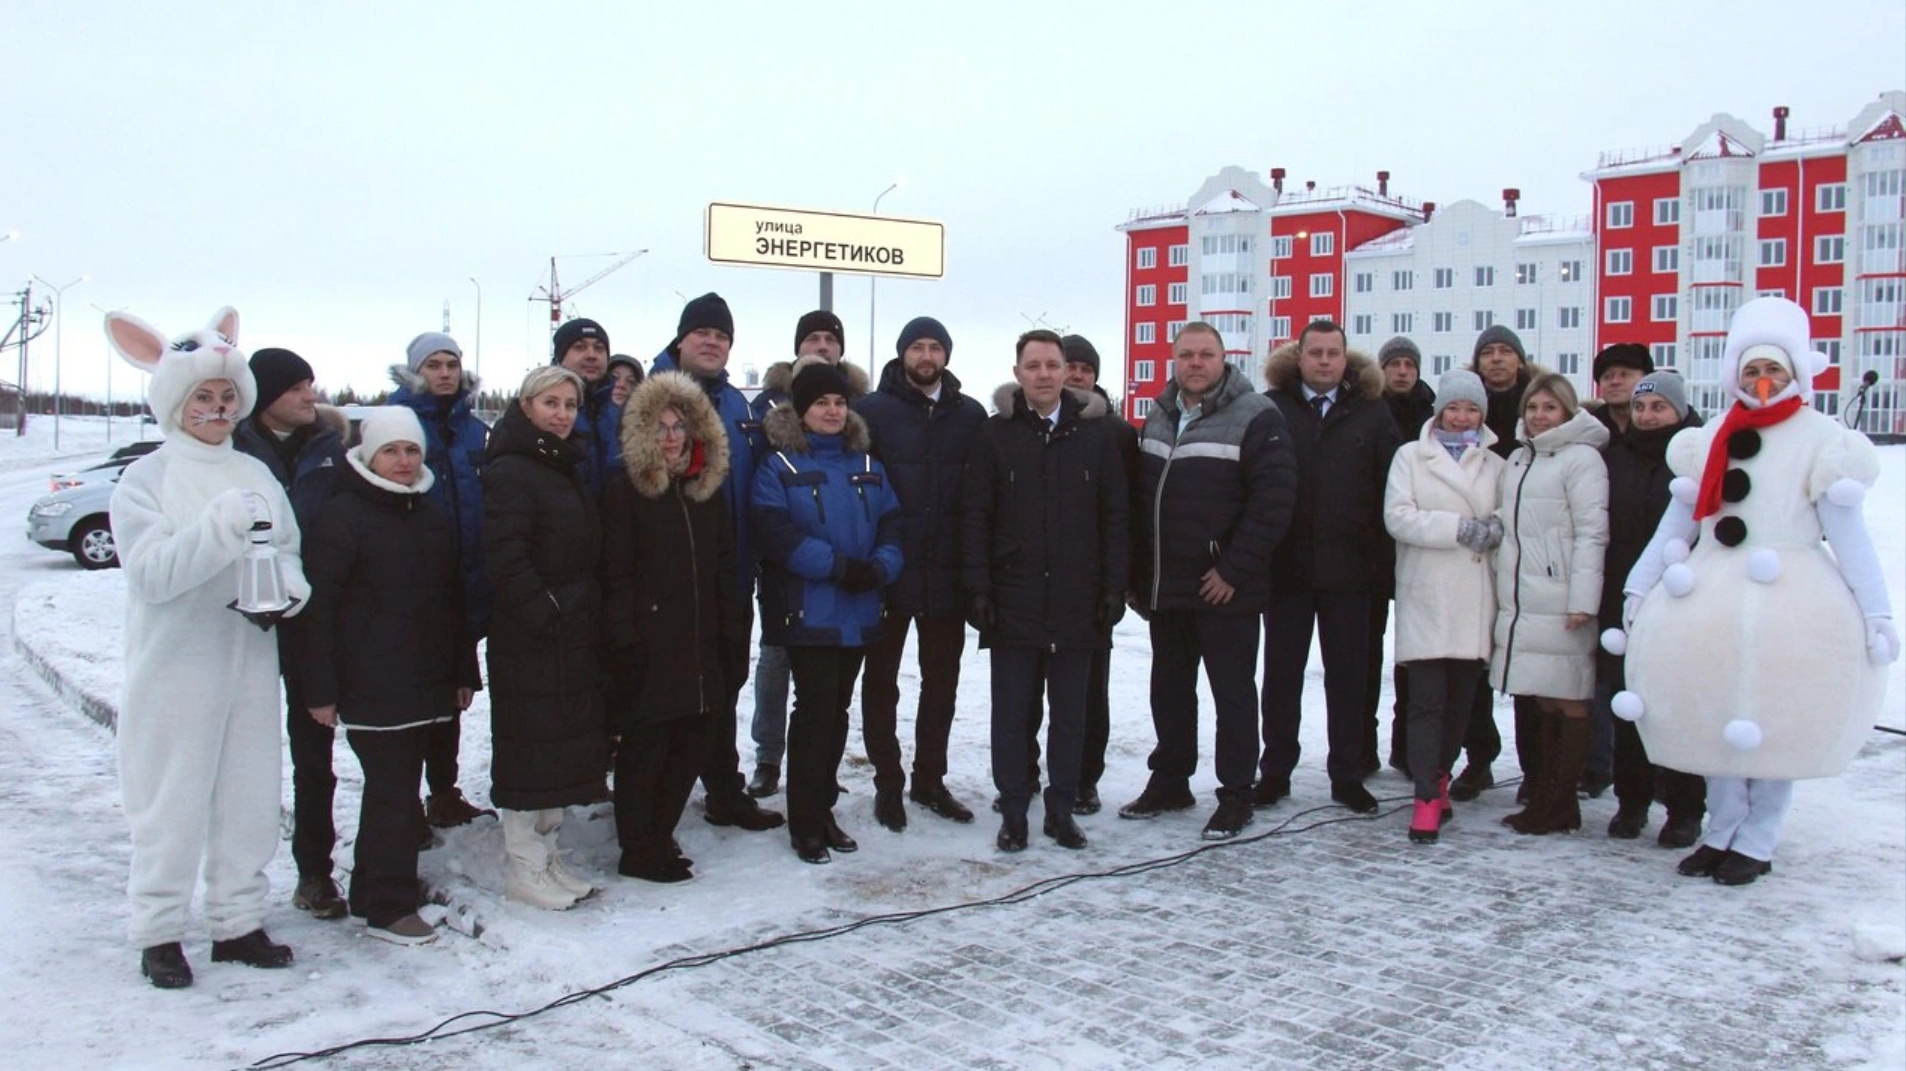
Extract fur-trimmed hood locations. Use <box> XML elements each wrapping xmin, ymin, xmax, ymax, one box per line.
<box><xmin>1262</xmin><ymin>340</ymin><xmax>1383</xmax><ymax>400</ymax></box>
<box><xmin>388</xmin><ymin>363</ymin><xmax>481</xmax><ymax>398</ymax></box>
<box><xmin>762</xmin><ymin>400</ymin><xmax>873</xmax><ymax>455</ymax></box>
<box><xmin>760</xmin><ymin>357</ymin><xmax>870</xmax><ymax>402</ymax></box>
<box><xmin>313</xmin><ymin>402</ymin><xmax>349</xmax><ymax>441</ymax></box>
<box><xmin>988</xmin><ymin>383</ymin><xmax>1109</xmax><ymax>420</ymax></box>
<box><xmin>618</xmin><ymin>371</ymin><xmax>730</xmax><ymax>502</ymax></box>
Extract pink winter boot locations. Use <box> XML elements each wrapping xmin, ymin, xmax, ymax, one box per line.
<box><xmin>1409</xmin><ymin>800</ymin><xmax>1442</xmax><ymax>844</ymax></box>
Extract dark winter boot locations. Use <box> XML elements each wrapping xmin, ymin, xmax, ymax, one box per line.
<box><xmin>140</xmin><ymin>943</ymin><xmax>193</xmax><ymax>989</ymax></box>
<box><xmin>1658</xmin><ymin>811</ymin><xmax>1703</xmax><ymax>849</ymax></box>
<box><xmin>210</xmin><ymin>929</ymin><xmax>294</xmax><ymax>969</ymax></box>
<box><xmin>1607</xmin><ymin>803</ymin><xmax>1650</xmax><ymax>839</ymax></box>
<box><xmin>425</xmin><ymin>788</ymin><xmax>494</xmax><ymax>828</ymax></box>
<box><xmin>1509</xmin><ymin>716</ymin><xmax>1588</xmax><ymax>835</ymax></box>
<box><xmin>704</xmin><ymin>792</ymin><xmax>785</xmax><ymax>831</ymax></box>
<box><xmin>746</xmin><ymin>764</ymin><xmax>780</xmax><ymax>799</ymax></box>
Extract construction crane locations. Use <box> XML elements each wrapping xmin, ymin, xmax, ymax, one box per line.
<box><xmin>530</xmin><ymin>249</ymin><xmax>649</xmax><ymax>332</ymax></box>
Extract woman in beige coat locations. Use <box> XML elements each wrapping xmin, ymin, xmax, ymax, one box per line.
<box><xmin>1384</xmin><ymin>371</ymin><xmax>1505</xmax><ymax>844</ymax></box>
<box><xmin>1491</xmin><ymin>374</ymin><xmax>1609</xmax><ymax>834</ymax></box>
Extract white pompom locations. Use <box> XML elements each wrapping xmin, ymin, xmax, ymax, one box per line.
<box><xmin>1669</xmin><ymin>477</ymin><xmax>1699</xmax><ymax>504</ymax></box>
<box><xmin>1826</xmin><ymin>478</ymin><xmax>1866</xmax><ymax>508</ymax></box>
<box><xmin>1808</xmin><ymin>351</ymin><xmax>1830</xmax><ymax>378</ymax></box>
<box><xmin>1611</xmin><ymin>691</ymin><xmax>1645</xmax><ymax>722</ymax></box>
<box><xmin>1746</xmin><ymin>548</ymin><xmax>1781</xmax><ymax>584</ymax></box>
<box><xmin>1600</xmin><ymin>628</ymin><xmax>1628</xmax><ymax>656</ymax></box>
<box><xmin>1723</xmin><ymin>719</ymin><xmax>1763</xmax><ymax>751</ymax></box>
<box><xmin>1662</xmin><ymin>562</ymin><xmax>1695</xmax><ymax>597</ymax></box>
<box><xmin>1664</xmin><ymin>538</ymin><xmax>1691</xmax><ymax>565</ymax></box>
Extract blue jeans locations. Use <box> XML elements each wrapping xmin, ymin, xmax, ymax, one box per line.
<box><xmin>749</xmin><ymin>643</ymin><xmax>792</xmax><ymax>766</ymax></box>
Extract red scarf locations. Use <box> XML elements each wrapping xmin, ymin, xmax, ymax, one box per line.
<box><xmin>1694</xmin><ymin>396</ymin><xmax>1803</xmax><ymax>520</ymax></box>
<box><xmin>679</xmin><ymin>439</ymin><xmax>706</xmax><ymax>480</ymax></box>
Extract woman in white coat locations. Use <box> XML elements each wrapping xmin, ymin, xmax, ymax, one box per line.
<box><xmin>1383</xmin><ymin>370</ymin><xmax>1505</xmax><ymax>844</ymax></box>
<box><xmin>105</xmin><ymin>308</ymin><xmax>309</xmax><ymax>989</ymax></box>
<box><xmin>1491</xmin><ymin>373</ymin><xmax>1609</xmax><ymax>835</ymax></box>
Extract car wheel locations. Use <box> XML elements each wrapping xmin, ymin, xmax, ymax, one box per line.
<box><xmin>71</xmin><ymin>518</ymin><xmax>118</xmax><ymax>570</ymax></box>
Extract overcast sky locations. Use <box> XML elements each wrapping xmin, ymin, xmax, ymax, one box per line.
<box><xmin>3</xmin><ymin>0</ymin><xmax>1902</xmax><ymax>410</ymax></box>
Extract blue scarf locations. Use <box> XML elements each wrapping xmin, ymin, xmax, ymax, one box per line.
<box><xmin>1432</xmin><ymin>427</ymin><xmax>1479</xmax><ymax>462</ymax></box>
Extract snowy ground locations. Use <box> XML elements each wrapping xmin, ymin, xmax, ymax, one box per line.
<box><xmin>0</xmin><ymin>418</ymin><xmax>1901</xmax><ymax>1070</ymax></box>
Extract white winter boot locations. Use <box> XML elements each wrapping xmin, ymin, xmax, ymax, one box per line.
<box><xmin>501</xmin><ymin>809</ymin><xmax>577</xmax><ymax>911</ymax></box>
<box><xmin>534</xmin><ymin>809</ymin><xmax>596</xmax><ymax>901</ymax></box>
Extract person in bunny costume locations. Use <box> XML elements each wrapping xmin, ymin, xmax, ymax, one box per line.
<box><xmin>1611</xmin><ymin>296</ymin><xmax>1896</xmax><ymax>887</ymax></box>
<box><xmin>105</xmin><ymin>307</ymin><xmax>310</xmax><ymax>987</ymax></box>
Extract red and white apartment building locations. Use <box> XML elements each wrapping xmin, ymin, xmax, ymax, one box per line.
<box><xmin>1117</xmin><ymin>91</ymin><xmax>1906</xmax><ymax>434</ymax></box>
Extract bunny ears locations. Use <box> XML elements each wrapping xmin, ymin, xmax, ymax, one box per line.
<box><xmin>104</xmin><ymin>306</ymin><xmax>257</xmax><ymax>438</ymax></box>
<box><xmin>104</xmin><ymin>306</ymin><xmax>241</xmax><ymax>374</ymax></box>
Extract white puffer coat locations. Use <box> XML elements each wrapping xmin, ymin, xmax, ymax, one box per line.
<box><xmin>1384</xmin><ymin>421</ymin><xmax>1505</xmax><ymax>663</ymax></box>
<box><xmin>1489</xmin><ymin>408</ymin><xmax>1609</xmax><ymax>699</ymax></box>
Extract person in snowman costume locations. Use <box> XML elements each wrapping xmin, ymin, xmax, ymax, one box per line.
<box><xmin>1610</xmin><ymin>296</ymin><xmax>1896</xmax><ymax>886</ymax></box>
<box><xmin>105</xmin><ymin>307</ymin><xmax>310</xmax><ymax>987</ymax></box>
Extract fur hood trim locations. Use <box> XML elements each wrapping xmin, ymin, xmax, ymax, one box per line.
<box><xmin>761</xmin><ymin>357</ymin><xmax>870</xmax><ymax>401</ymax></box>
<box><xmin>618</xmin><ymin>372</ymin><xmax>730</xmax><ymax>502</ymax></box>
<box><xmin>988</xmin><ymin>384</ymin><xmax>1109</xmax><ymax>420</ymax></box>
<box><xmin>387</xmin><ymin>363</ymin><xmax>481</xmax><ymax>397</ymax></box>
<box><xmin>762</xmin><ymin>401</ymin><xmax>872</xmax><ymax>455</ymax></box>
<box><xmin>314</xmin><ymin>403</ymin><xmax>349</xmax><ymax>441</ymax></box>
<box><xmin>1262</xmin><ymin>340</ymin><xmax>1383</xmax><ymax>400</ymax></box>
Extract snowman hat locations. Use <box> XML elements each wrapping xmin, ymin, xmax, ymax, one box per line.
<box><xmin>1721</xmin><ymin>296</ymin><xmax>1826</xmax><ymax>408</ymax></box>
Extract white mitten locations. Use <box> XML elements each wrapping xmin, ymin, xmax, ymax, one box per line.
<box><xmin>1621</xmin><ymin>594</ymin><xmax>1644</xmax><ymax>632</ymax></box>
<box><xmin>209</xmin><ymin>488</ymin><xmax>257</xmax><ymax>538</ymax></box>
<box><xmin>1868</xmin><ymin>618</ymin><xmax>1900</xmax><ymax>666</ymax></box>
<box><xmin>1624</xmin><ymin>496</ymin><xmax>1698</xmax><ymax>602</ymax></box>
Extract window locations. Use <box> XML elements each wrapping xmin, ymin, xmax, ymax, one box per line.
<box><xmin>1133</xmin><ymin>360</ymin><xmax>1155</xmax><ymax>382</ymax></box>
<box><xmin>1816</xmin><ymin>235</ymin><xmax>1845</xmax><ymax>263</ymax></box>
<box><xmin>1134</xmin><ymin>322</ymin><xmax>1155</xmax><ymax>344</ymax></box>
<box><xmin>1271</xmin><ymin>235</ymin><xmax>1293</xmax><ymax>259</ymax></box>
<box><xmin>1309</xmin><ymin>273</ymin><xmax>1334</xmax><ymax>298</ymax></box>
<box><xmin>1814</xmin><ymin>393</ymin><xmax>1839</xmax><ymax>417</ymax></box>
<box><xmin>1311</xmin><ymin>232</ymin><xmax>1334</xmax><ymax>256</ymax></box>
<box><xmin>1652</xmin><ymin>294</ymin><xmax>1678</xmax><ymax>321</ymax></box>
<box><xmin>1434</xmin><ymin>267</ymin><xmax>1455</xmax><ymax>289</ymax></box>
<box><xmin>1813</xmin><ymin>287</ymin><xmax>1843</xmax><ymax>315</ymax></box>
<box><xmin>1817</xmin><ymin>183</ymin><xmax>1846</xmax><ymax>212</ymax></box>
<box><xmin>1515</xmin><ymin>308</ymin><xmax>1537</xmax><ymax>331</ymax></box>
<box><xmin>1270</xmin><ymin>275</ymin><xmax>1293</xmax><ymax>299</ymax></box>
<box><xmin>1202</xmin><ymin>273</ymin><xmax>1253</xmax><ymax>296</ymax></box>
<box><xmin>1608</xmin><ymin>201</ymin><xmax>1635</xmax><ymax>228</ymax></box>
<box><xmin>1605</xmin><ymin>296</ymin><xmax>1633</xmax><ymax>323</ymax></box>
<box><xmin>1268</xmin><ymin>316</ymin><xmax>1292</xmax><ymax>339</ymax></box>
<box><xmin>1654</xmin><ymin>245</ymin><xmax>1680</xmax><ymax>273</ymax></box>
<box><xmin>1760</xmin><ymin>188</ymin><xmax>1789</xmax><ymax>216</ymax></box>
<box><xmin>1352</xmin><ymin>314</ymin><xmax>1373</xmax><ymax>335</ymax></box>
<box><xmin>1393</xmin><ymin>270</ymin><xmax>1414</xmax><ymax>291</ymax></box>
<box><xmin>1654</xmin><ymin>197</ymin><xmax>1680</xmax><ymax>225</ymax></box>
<box><xmin>1133</xmin><ymin>397</ymin><xmax>1154</xmax><ymax>419</ymax></box>
<box><xmin>1354</xmin><ymin>272</ymin><xmax>1374</xmax><ymax>293</ymax></box>
<box><xmin>1473</xmin><ymin>310</ymin><xmax>1495</xmax><ymax>330</ymax></box>
<box><xmin>1559</xmin><ymin>259</ymin><xmax>1584</xmax><ymax>282</ymax></box>
<box><xmin>1863</xmin><ymin>170</ymin><xmax>1903</xmax><ymax>199</ymax></box>
<box><xmin>1606</xmin><ymin>248</ymin><xmax>1633</xmax><ymax>275</ymax></box>
<box><xmin>1168</xmin><ymin>244</ymin><xmax>1188</xmax><ymax>267</ymax></box>
<box><xmin>1863</xmin><ymin>222</ymin><xmax>1905</xmax><ymax>273</ymax></box>
<box><xmin>1759</xmin><ymin>288</ymin><xmax>1787</xmax><ymax>299</ymax></box>
<box><xmin>1136</xmin><ymin>284</ymin><xmax>1156</xmax><ymax>306</ymax></box>
<box><xmin>1475</xmin><ymin>265</ymin><xmax>1496</xmax><ymax>287</ymax></box>
<box><xmin>1136</xmin><ymin>247</ymin><xmax>1156</xmax><ymax>269</ymax></box>
<box><xmin>1168</xmin><ymin>282</ymin><xmax>1187</xmax><ymax>304</ymax></box>
<box><xmin>1759</xmin><ymin>239</ymin><xmax>1787</xmax><ymax>267</ymax></box>
<box><xmin>1692</xmin><ymin>287</ymin><xmax>1740</xmax><ymax>331</ymax></box>
<box><xmin>1650</xmin><ymin>343</ymin><xmax>1677</xmax><ymax>368</ymax></box>
<box><xmin>1555</xmin><ymin>353</ymin><xmax>1581</xmax><ymax>375</ymax></box>
<box><xmin>1391</xmin><ymin>312</ymin><xmax>1414</xmax><ymax>333</ymax></box>
<box><xmin>1165</xmin><ymin>320</ymin><xmax>1187</xmax><ymax>342</ymax></box>
<box><xmin>1516</xmin><ymin>262</ymin><xmax>1539</xmax><ymax>285</ymax></box>
<box><xmin>1433</xmin><ymin>311</ymin><xmax>1454</xmax><ymax>333</ymax></box>
<box><xmin>1432</xmin><ymin>355</ymin><xmax>1454</xmax><ymax>375</ymax></box>
<box><xmin>1558</xmin><ymin>306</ymin><xmax>1582</xmax><ymax>329</ymax></box>
<box><xmin>1815</xmin><ymin>339</ymin><xmax>1841</xmax><ymax>367</ymax></box>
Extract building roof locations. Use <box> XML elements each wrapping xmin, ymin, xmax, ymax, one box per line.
<box><xmin>1270</xmin><ymin>184</ymin><xmax>1426</xmax><ymax>224</ymax></box>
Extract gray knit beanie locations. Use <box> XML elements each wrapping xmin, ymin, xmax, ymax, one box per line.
<box><xmin>1471</xmin><ymin>325</ymin><xmax>1527</xmax><ymax>364</ymax></box>
<box><xmin>1433</xmin><ymin>370</ymin><xmax>1488</xmax><ymax>420</ymax></box>
<box><xmin>1378</xmin><ymin>336</ymin><xmax>1421</xmax><ymax>369</ymax></box>
<box><xmin>405</xmin><ymin>331</ymin><xmax>462</xmax><ymax>374</ymax></box>
<box><xmin>1631</xmin><ymin>371</ymin><xmax>1689</xmax><ymax>419</ymax></box>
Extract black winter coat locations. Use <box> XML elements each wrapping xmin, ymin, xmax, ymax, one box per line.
<box><xmin>1135</xmin><ymin>367</ymin><xmax>1297</xmax><ymax>615</ymax></box>
<box><xmin>1263</xmin><ymin>344</ymin><xmax>1402</xmax><ymax>594</ymax></box>
<box><xmin>298</xmin><ymin>456</ymin><xmax>479</xmax><ymax>730</ymax></box>
<box><xmin>852</xmin><ymin>360</ymin><xmax>987</xmax><ymax>619</ymax></box>
<box><xmin>1384</xmin><ymin>380</ymin><xmax>1437</xmax><ymax>441</ymax></box>
<box><xmin>1598</xmin><ymin>412</ymin><xmax>1704</xmax><ymax>636</ymax></box>
<box><xmin>961</xmin><ymin>387</ymin><xmax>1131</xmax><ymax>650</ymax></box>
<box><xmin>481</xmin><ymin>404</ymin><xmax>608</xmax><ymax>810</ymax></box>
<box><xmin>1481</xmin><ymin>366</ymin><xmax>1539</xmax><ymax>459</ymax></box>
<box><xmin>600</xmin><ymin>372</ymin><xmax>739</xmax><ymax>728</ymax></box>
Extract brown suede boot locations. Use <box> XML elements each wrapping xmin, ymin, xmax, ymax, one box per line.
<box><xmin>1513</xmin><ymin>716</ymin><xmax>1589</xmax><ymax>835</ymax></box>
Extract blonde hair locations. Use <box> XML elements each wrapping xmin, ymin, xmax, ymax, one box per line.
<box><xmin>516</xmin><ymin>366</ymin><xmax>585</xmax><ymax>409</ymax></box>
<box><xmin>1522</xmin><ymin>373</ymin><xmax>1580</xmax><ymax>420</ymax></box>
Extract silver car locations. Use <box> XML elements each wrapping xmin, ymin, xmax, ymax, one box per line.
<box><xmin>25</xmin><ymin>448</ymin><xmax>151</xmax><ymax>569</ymax></box>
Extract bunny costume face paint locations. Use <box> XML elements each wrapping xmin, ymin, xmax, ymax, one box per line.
<box><xmin>181</xmin><ymin>379</ymin><xmax>241</xmax><ymax>445</ymax></box>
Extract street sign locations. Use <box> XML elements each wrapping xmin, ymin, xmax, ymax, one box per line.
<box><xmin>705</xmin><ymin>202</ymin><xmax>945</xmax><ymax>280</ymax></box>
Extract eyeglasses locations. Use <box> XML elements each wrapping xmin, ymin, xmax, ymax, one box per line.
<box><xmin>655</xmin><ymin>424</ymin><xmax>688</xmax><ymax>439</ymax></box>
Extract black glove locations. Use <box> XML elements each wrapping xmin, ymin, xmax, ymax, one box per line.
<box><xmin>966</xmin><ymin>595</ymin><xmax>995</xmax><ymax>633</ymax></box>
<box><xmin>1097</xmin><ymin>593</ymin><xmax>1127</xmax><ymax>632</ymax></box>
<box><xmin>838</xmin><ymin>558</ymin><xmax>882</xmax><ymax>594</ymax></box>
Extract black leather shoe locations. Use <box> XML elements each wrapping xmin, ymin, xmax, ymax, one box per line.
<box><xmin>1448</xmin><ymin>764</ymin><xmax>1494</xmax><ymax>802</ymax></box>
<box><xmin>705</xmin><ymin>793</ymin><xmax>786</xmax><ymax>831</ymax></box>
<box><xmin>1118</xmin><ymin>782</ymin><xmax>1198</xmax><ymax>819</ymax></box>
<box><xmin>746</xmin><ymin>764</ymin><xmax>780</xmax><ymax>799</ymax></box>
<box><xmin>140</xmin><ymin>942</ymin><xmax>192</xmax><ymax>989</ymax></box>
<box><xmin>1658</xmin><ymin>812</ymin><xmax>1703</xmax><ymax>849</ymax></box>
<box><xmin>1607</xmin><ymin>804</ymin><xmax>1649</xmax><ymax>839</ymax></box>
<box><xmin>618</xmin><ymin>853</ymin><xmax>693</xmax><ymax>883</ymax></box>
<box><xmin>792</xmin><ymin>834</ymin><xmax>831</xmax><ymax>864</ymax></box>
<box><xmin>1330</xmin><ymin>780</ymin><xmax>1381</xmax><ymax>815</ymax></box>
<box><xmin>1677</xmin><ymin>844</ymin><xmax>1727</xmax><ymax>877</ymax></box>
<box><xmin>823</xmin><ymin>817</ymin><xmax>858</xmax><ymax>853</ymax></box>
<box><xmin>996</xmin><ymin>815</ymin><xmax>1029</xmax><ymax>852</ymax></box>
<box><xmin>910</xmin><ymin>782</ymin><xmax>975</xmax><ymax>823</ymax></box>
<box><xmin>1252</xmin><ymin>777</ymin><xmax>1290</xmax><ymax>808</ymax></box>
<box><xmin>874</xmin><ymin>788</ymin><xmax>908</xmax><ymax>831</ymax></box>
<box><xmin>1712</xmin><ymin>850</ymin><xmax>1773</xmax><ymax>886</ymax></box>
<box><xmin>1072</xmin><ymin>785</ymin><xmax>1101</xmax><ymax>815</ymax></box>
<box><xmin>210</xmin><ymin>929</ymin><xmax>293</xmax><ymax>969</ymax></box>
<box><xmin>667</xmin><ymin>837</ymin><xmax>694</xmax><ymax>869</ymax></box>
<box><xmin>1043</xmin><ymin>812</ymin><xmax>1088</xmax><ymax>850</ymax></box>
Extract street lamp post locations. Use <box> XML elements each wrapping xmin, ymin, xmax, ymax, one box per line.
<box><xmin>90</xmin><ymin>301</ymin><xmax>125</xmax><ymax>442</ymax></box>
<box><xmin>33</xmin><ymin>274</ymin><xmax>85</xmax><ymax>450</ymax></box>
<box><xmin>868</xmin><ymin>181</ymin><xmax>901</xmax><ymax>365</ymax></box>
<box><xmin>468</xmin><ymin>277</ymin><xmax>483</xmax><ymax>382</ymax></box>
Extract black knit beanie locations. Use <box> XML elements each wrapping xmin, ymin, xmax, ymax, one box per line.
<box><xmin>675</xmin><ymin>293</ymin><xmax>735</xmax><ymax>346</ymax></box>
<box><xmin>249</xmin><ymin>348</ymin><xmax>315</xmax><ymax>413</ymax></box>
<box><xmin>1060</xmin><ymin>335</ymin><xmax>1100</xmax><ymax>376</ymax></box>
<box><xmin>895</xmin><ymin>316</ymin><xmax>953</xmax><ymax>360</ymax></box>
<box><xmin>551</xmin><ymin>319</ymin><xmax>609</xmax><ymax>365</ymax></box>
<box><xmin>791</xmin><ymin>361</ymin><xmax>853</xmax><ymax>416</ymax></box>
<box><xmin>794</xmin><ymin>310</ymin><xmax>845</xmax><ymax>355</ymax></box>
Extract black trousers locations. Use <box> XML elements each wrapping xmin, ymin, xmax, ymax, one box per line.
<box><xmin>285</xmin><ymin>675</ymin><xmax>337</xmax><ymax>880</ymax></box>
<box><xmin>616</xmin><ymin>714</ymin><xmax>710</xmax><ymax>864</ymax></box>
<box><xmin>698</xmin><ymin>633</ymin><xmax>753</xmax><ymax>802</ymax></box>
<box><xmin>788</xmin><ymin>646</ymin><xmax>865</xmax><ymax>839</ymax></box>
<box><xmin>1460</xmin><ymin>683</ymin><xmax>1542</xmax><ymax>777</ymax></box>
<box><xmin>1601</xmin><ymin>661</ymin><xmax>1706</xmax><ymax>818</ymax></box>
<box><xmin>344</xmin><ymin>725</ymin><xmax>428</xmax><ymax>927</ymax></box>
<box><xmin>1259</xmin><ymin>588</ymin><xmax>1372</xmax><ymax>784</ymax></box>
<box><xmin>1366</xmin><ymin>597</ymin><xmax>1411</xmax><ymax>765</ymax></box>
<box><xmin>991</xmin><ymin>647</ymin><xmax>1090</xmax><ymax>820</ymax></box>
<box><xmin>1020</xmin><ymin>644</ymin><xmax>1113</xmax><ymax>792</ymax></box>
<box><xmin>861</xmin><ymin>614</ymin><xmax>965</xmax><ymax>794</ymax></box>
<box><xmin>1147</xmin><ymin>609</ymin><xmax>1260</xmax><ymax>796</ymax></box>
<box><xmin>1404</xmin><ymin>660</ymin><xmax>1483</xmax><ymax>802</ymax></box>
<box><xmin>424</xmin><ymin>712</ymin><xmax>460</xmax><ymax>796</ymax></box>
